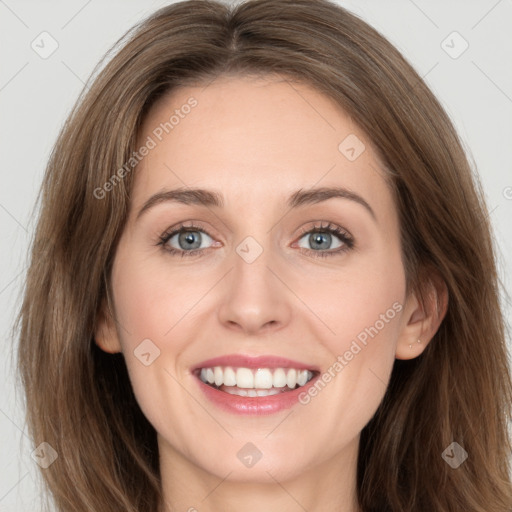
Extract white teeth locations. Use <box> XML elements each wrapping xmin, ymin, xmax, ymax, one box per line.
<box><xmin>197</xmin><ymin>366</ymin><xmax>314</xmax><ymax>390</ymax></box>
<box><xmin>223</xmin><ymin>387</ymin><xmax>282</xmax><ymax>397</ymax></box>
<box><xmin>256</xmin><ymin>389</ymin><xmax>280</xmax><ymax>396</ymax></box>
<box><xmin>224</xmin><ymin>387</ymin><xmax>248</xmax><ymax>397</ymax></box>
<box><xmin>214</xmin><ymin>367</ymin><xmax>223</xmax><ymax>387</ymax></box>
<box><xmin>236</xmin><ymin>367</ymin><xmax>254</xmax><ymax>388</ymax></box>
<box><xmin>297</xmin><ymin>369</ymin><xmax>309</xmax><ymax>386</ymax></box>
<box><xmin>223</xmin><ymin>366</ymin><xmax>237</xmax><ymax>386</ymax></box>
<box><xmin>272</xmin><ymin>368</ymin><xmax>287</xmax><ymax>388</ymax></box>
<box><xmin>254</xmin><ymin>368</ymin><xmax>273</xmax><ymax>389</ymax></box>
<box><xmin>286</xmin><ymin>368</ymin><xmax>297</xmax><ymax>388</ymax></box>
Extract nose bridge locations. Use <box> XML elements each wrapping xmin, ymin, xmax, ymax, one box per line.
<box><xmin>233</xmin><ymin>232</ymin><xmax>279</xmax><ymax>306</ymax></box>
<box><xmin>217</xmin><ymin>231</ymin><xmax>291</xmax><ymax>334</ymax></box>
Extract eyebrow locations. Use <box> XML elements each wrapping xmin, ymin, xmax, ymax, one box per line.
<box><xmin>136</xmin><ymin>186</ymin><xmax>376</xmax><ymax>221</ymax></box>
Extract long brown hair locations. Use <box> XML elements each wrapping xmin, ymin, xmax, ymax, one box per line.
<box><xmin>15</xmin><ymin>0</ymin><xmax>512</xmax><ymax>510</ymax></box>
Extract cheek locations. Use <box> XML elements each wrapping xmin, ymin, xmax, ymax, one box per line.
<box><xmin>299</xmin><ymin>248</ymin><xmax>405</xmax><ymax>357</ymax></box>
<box><xmin>110</xmin><ymin>249</ymin><xmax>203</xmax><ymax>347</ymax></box>
<box><xmin>293</xmin><ymin>242</ymin><xmax>406</xmax><ymax>413</ymax></box>
<box><xmin>256</xmin><ymin>252</ymin><xmax>406</xmax><ymax>467</ymax></box>
<box><xmin>288</xmin><ymin>254</ymin><xmax>405</xmax><ymax>448</ymax></box>
<box><xmin>108</xmin><ymin>252</ymin><xmax>198</xmax><ymax>440</ymax></box>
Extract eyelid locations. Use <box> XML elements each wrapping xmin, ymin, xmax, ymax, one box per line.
<box><xmin>295</xmin><ymin>221</ymin><xmax>351</xmax><ymax>239</ymax></box>
<box><xmin>157</xmin><ymin>221</ymin><xmax>219</xmax><ymax>253</ymax></box>
<box><xmin>159</xmin><ymin>220</ymin><xmax>217</xmax><ymax>241</ymax></box>
<box><xmin>291</xmin><ymin>221</ymin><xmax>354</xmax><ymax>257</ymax></box>
<box><xmin>157</xmin><ymin>220</ymin><xmax>355</xmax><ymax>258</ymax></box>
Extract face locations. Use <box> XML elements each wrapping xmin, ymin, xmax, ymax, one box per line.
<box><xmin>96</xmin><ymin>74</ymin><xmax>424</xmax><ymax>488</ymax></box>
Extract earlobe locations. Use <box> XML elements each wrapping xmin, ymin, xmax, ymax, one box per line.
<box><xmin>94</xmin><ymin>299</ymin><xmax>122</xmax><ymax>354</ymax></box>
<box><xmin>395</xmin><ymin>274</ymin><xmax>448</xmax><ymax>360</ymax></box>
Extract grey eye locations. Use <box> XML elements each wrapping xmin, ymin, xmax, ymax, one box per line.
<box><xmin>297</xmin><ymin>231</ymin><xmax>344</xmax><ymax>251</ymax></box>
<box><xmin>167</xmin><ymin>230</ymin><xmax>213</xmax><ymax>251</ymax></box>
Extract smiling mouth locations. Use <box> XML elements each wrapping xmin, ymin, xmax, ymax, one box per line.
<box><xmin>194</xmin><ymin>366</ymin><xmax>319</xmax><ymax>397</ymax></box>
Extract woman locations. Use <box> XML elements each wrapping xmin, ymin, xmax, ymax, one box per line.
<box><xmin>16</xmin><ymin>0</ymin><xmax>512</xmax><ymax>510</ymax></box>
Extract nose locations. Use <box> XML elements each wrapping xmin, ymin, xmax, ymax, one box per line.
<box><xmin>217</xmin><ymin>240</ymin><xmax>292</xmax><ymax>336</ymax></box>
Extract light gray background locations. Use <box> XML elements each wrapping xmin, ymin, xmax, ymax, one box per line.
<box><xmin>1</xmin><ymin>1</ymin><xmax>511</xmax><ymax>510</ymax></box>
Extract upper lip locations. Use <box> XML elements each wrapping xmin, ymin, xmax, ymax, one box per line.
<box><xmin>192</xmin><ymin>354</ymin><xmax>320</xmax><ymax>372</ymax></box>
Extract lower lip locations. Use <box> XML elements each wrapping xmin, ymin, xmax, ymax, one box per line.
<box><xmin>194</xmin><ymin>373</ymin><xmax>320</xmax><ymax>415</ymax></box>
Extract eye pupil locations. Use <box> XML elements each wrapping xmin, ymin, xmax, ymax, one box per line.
<box><xmin>179</xmin><ymin>231</ymin><xmax>201</xmax><ymax>250</ymax></box>
<box><xmin>162</xmin><ymin>224</ymin><xmax>349</xmax><ymax>258</ymax></box>
<box><xmin>310</xmin><ymin>232</ymin><xmax>331</xmax><ymax>250</ymax></box>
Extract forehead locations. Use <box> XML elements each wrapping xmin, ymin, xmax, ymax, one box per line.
<box><xmin>131</xmin><ymin>75</ymin><xmax>392</xmax><ymax>219</ymax></box>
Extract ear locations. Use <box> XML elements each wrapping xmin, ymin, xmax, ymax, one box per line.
<box><xmin>94</xmin><ymin>297</ymin><xmax>122</xmax><ymax>354</ymax></box>
<box><xmin>395</xmin><ymin>272</ymin><xmax>448</xmax><ymax>360</ymax></box>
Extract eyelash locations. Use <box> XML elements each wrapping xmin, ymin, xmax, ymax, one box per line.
<box><xmin>157</xmin><ymin>221</ymin><xmax>355</xmax><ymax>259</ymax></box>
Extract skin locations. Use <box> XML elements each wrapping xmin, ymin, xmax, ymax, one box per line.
<box><xmin>95</xmin><ymin>74</ymin><xmax>446</xmax><ymax>512</ymax></box>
